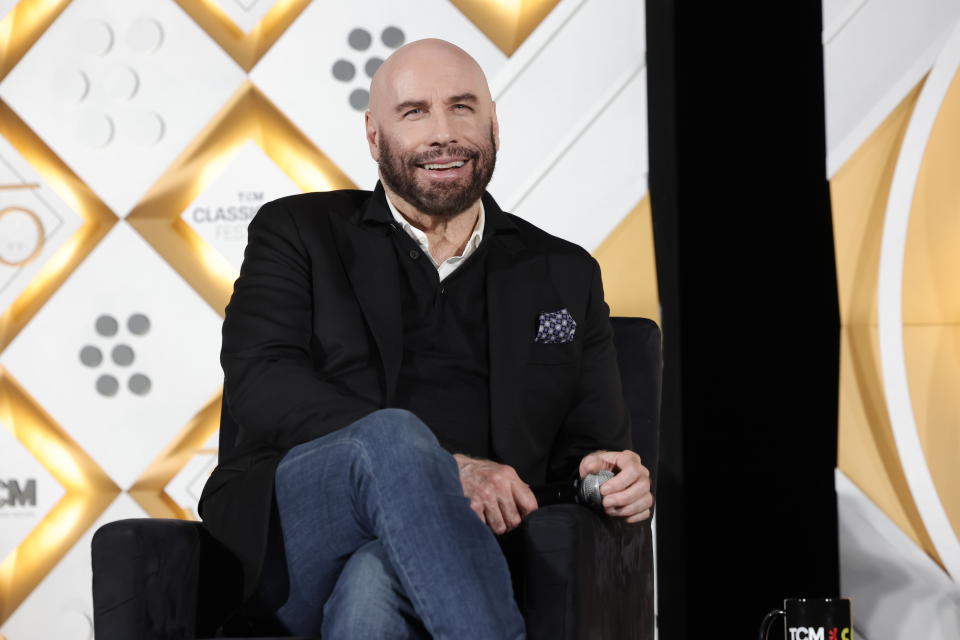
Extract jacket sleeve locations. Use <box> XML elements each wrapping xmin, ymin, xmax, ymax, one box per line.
<box><xmin>220</xmin><ymin>198</ymin><xmax>379</xmax><ymax>455</ymax></box>
<box><xmin>548</xmin><ymin>257</ymin><xmax>632</xmax><ymax>481</ymax></box>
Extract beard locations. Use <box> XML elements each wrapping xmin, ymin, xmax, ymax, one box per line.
<box><xmin>377</xmin><ymin>125</ymin><xmax>497</xmax><ymax>218</ymax></box>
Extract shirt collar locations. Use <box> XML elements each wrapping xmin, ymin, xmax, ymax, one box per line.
<box><xmin>383</xmin><ymin>189</ymin><xmax>486</xmax><ymax>258</ymax></box>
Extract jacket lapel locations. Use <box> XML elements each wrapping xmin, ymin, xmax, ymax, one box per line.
<box><xmin>335</xmin><ymin>185</ymin><xmax>403</xmax><ymax>403</ymax></box>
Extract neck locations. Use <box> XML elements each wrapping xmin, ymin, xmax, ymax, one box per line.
<box><xmin>381</xmin><ymin>179</ymin><xmax>481</xmax><ymax>262</ymax></box>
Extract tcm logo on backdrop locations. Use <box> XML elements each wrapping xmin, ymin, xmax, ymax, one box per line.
<box><xmin>0</xmin><ymin>479</ymin><xmax>37</xmax><ymax>509</ymax></box>
<box><xmin>788</xmin><ymin>627</ymin><xmax>852</xmax><ymax>640</ymax></box>
<box><xmin>190</xmin><ymin>190</ymin><xmax>262</xmax><ymax>242</ymax></box>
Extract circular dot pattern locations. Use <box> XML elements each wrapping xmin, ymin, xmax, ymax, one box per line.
<box><xmin>82</xmin><ymin>313</ymin><xmax>153</xmax><ymax>397</ymax></box>
<box><xmin>348</xmin><ymin>28</ymin><xmax>372</xmax><ymax>51</ymax></box>
<box><xmin>96</xmin><ymin>315</ymin><xmax>119</xmax><ymax>337</ymax></box>
<box><xmin>381</xmin><ymin>26</ymin><xmax>405</xmax><ymax>48</ymax></box>
<box><xmin>128</xmin><ymin>313</ymin><xmax>150</xmax><ymax>335</ymax></box>
<box><xmin>364</xmin><ymin>57</ymin><xmax>383</xmax><ymax>79</ymax></box>
<box><xmin>332</xmin><ymin>59</ymin><xmax>356</xmax><ymax>82</ymax></box>
<box><xmin>334</xmin><ymin>25</ymin><xmax>406</xmax><ymax>111</ymax></box>
<box><xmin>112</xmin><ymin>344</ymin><xmax>134</xmax><ymax>366</ymax></box>
<box><xmin>349</xmin><ymin>89</ymin><xmax>369</xmax><ymax>110</ymax></box>
<box><xmin>80</xmin><ymin>345</ymin><xmax>102</xmax><ymax>367</ymax></box>
<box><xmin>96</xmin><ymin>375</ymin><xmax>119</xmax><ymax>397</ymax></box>
<box><xmin>129</xmin><ymin>373</ymin><xmax>151</xmax><ymax>396</ymax></box>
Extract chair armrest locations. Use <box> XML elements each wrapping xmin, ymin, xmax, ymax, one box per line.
<box><xmin>92</xmin><ymin>518</ymin><xmax>203</xmax><ymax>640</ymax></box>
<box><xmin>502</xmin><ymin>504</ymin><xmax>654</xmax><ymax>640</ymax></box>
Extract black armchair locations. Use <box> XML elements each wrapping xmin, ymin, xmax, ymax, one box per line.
<box><xmin>91</xmin><ymin>317</ymin><xmax>661</xmax><ymax>639</ymax></box>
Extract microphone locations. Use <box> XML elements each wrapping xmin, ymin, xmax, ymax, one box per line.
<box><xmin>532</xmin><ymin>470</ymin><xmax>615</xmax><ymax>511</ymax></box>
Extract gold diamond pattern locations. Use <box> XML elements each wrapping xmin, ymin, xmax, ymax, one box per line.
<box><xmin>450</xmin><ymin>0</ymin><xmax>563</xmax><ymax>56</ymax></box>
<box><xmin>0</xmin><ymin>368</ymin><xmax>119</xmax><ymax>623</ymax></box>
<box><xmin>127</xmin><ymin>81</ymin><xmax>355</xmax><ymax>317</ymax></box>
<box><xmin>0</xmin><ymin>1</ymin><xmax>659</xmax><ymax>628</ymax></box>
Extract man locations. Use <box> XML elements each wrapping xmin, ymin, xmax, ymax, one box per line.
<box><xmin>199</xmin><ymin>38</ymin><xmax>653</xmax><ymax>638</ymax></box>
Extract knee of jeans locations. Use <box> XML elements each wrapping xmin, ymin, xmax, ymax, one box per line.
<box><xmin>355</xmin><ymin>408</ymin><xmax>439</xmax><ymax>453</ymax></box>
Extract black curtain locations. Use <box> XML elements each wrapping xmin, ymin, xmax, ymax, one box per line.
<box><xmin>646</xmin><ymin>2</ymin><xmax>841</xmax><ymax>637</ymax></box>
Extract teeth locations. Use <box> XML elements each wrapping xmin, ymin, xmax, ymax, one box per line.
<box><xmin>423</xmin><ymin>160</ymin><xmax>465</xmax><ymax>170</ymax></box>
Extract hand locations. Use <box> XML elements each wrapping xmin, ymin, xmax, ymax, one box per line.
<box><xmin>454</xmin><ymin>454</ymin><xmax>538</xmax><ymax>535</ymax></box>
<box><xmin>579</xmin><ymin>450</ymin><xmax>653</xmax><ymax>523</ymax></box>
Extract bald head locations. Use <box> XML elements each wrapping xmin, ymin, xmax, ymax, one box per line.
<box><xmin>363</xmin><ymin>38</ymin><xmax>499</xmax><ymax>220</ymax></box>
<box><xmin>368</xmin><ymin>38</ymin><xmax>493</xmax><ymax>121</ymax></box>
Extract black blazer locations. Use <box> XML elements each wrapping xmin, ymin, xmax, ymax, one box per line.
<box><xmin>198</xmin><ymin>181</ymin><xmax>630</xmax><ymax>602</ymax></box>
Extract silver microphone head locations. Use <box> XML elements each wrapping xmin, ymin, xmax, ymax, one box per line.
<box><xmin>579</xmin><ymin>470</ymin><xmax>615</xmax><ymax>509</ymax></box>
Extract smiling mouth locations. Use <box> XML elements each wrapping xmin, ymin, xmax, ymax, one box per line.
<box><xmin>417</xmin><ymin>159</ymin><xmax>468</xmax><ymax>172</ymax></box>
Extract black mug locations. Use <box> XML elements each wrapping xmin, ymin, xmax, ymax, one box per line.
<box><xmin>759</xmin><ymin>598</ymin><xmax>852</xmax><ymax>640</ymax></box>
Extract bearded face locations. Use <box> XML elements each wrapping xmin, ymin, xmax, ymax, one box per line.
<box><xmin>377</xmin><ymin>124</ymin><xmax>497</xmax><ymax>218</ymax></box>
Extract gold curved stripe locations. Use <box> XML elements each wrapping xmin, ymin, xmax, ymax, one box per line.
<box><xmin>592</xmin><ymin>194</ymin><xmax>660</xmax><ymax>323</ymax></box>
<box><xmin>0</xmin><ymin>100</ymin><xmax>117</xmax><ymax>352</ymax></box>
<box><xmin>127</xmin><ymin>80</ymin><xmax>355</xmax><ymax>317</ymax></box>
<box><xmin>901</xmin><ymin>66</ymin><xmax>960</xmax><ymax>547</ymax></box>
<box><xmin>0</xmin><ymin>368</ymin><xmax>119</xmax><ymax>624</ymax></box>
<box><xmin>831</xmin><ymin>81</ymin><xmax>941</xmax><ymax>560</ymax></box>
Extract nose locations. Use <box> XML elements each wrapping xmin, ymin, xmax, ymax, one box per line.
<box><xmin>428</xmin><ymin>108</ymin><xmax>456</xmax><ymax>146</ymax></box>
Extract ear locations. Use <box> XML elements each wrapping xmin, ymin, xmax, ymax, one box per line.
<box><xmin>365</xmin><ymin>111</ymin><xmax>380</xmax><ymax>161</ymax></box>
<box><xmin>491</xmin><ymin>102</ymin><xmax>500</xmax><ymax>153</ymax></box>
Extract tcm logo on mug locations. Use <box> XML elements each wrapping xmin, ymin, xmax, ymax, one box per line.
<box><xmin>788</xmin><ymin>627</ymin><xmax>852</xmax><ymax>640</ymax></box>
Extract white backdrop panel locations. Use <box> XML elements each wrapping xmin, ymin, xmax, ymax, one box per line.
<box><xmin>0</xmin><ymin>494</ymin><xmax>148</xmax><ymax>640</ymax></box>
<box><xmin>0</xmin><ymin>136</ymin><xmax>84</xmax><ymax>317</ymax></box>
<box><xmin>823</xmin><ymin>0</ymin><xmax>960</xmax><ymax>176</ymax></box>
<box><xmin>0</xmin><ymin>222</ymin><xmax>224</xmax><ymax>489</ymax></box>
<box><xmin>0</xmin><ymin>0</ymin><xmax>246</xmax><ymax>216</ymax></box>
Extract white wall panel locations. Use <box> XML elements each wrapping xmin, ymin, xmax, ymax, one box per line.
<box><xmin>0</xmin><ymin>0</ymin><xmax>245</xmax><ymax>215</ymax></box>
<box><xmin>0</xmin><ymin>495</ymin><xmax>147</xmax><ymax>640</ymax></box>
<box><xmin>489</xmin><ymin>0</ymin><xmax>645</xmax><ymax>210</ymax></box>
<box><xmin>824</xmin><ymin>0</ymin><xmax>960</xmax><ymax>176</ymax></box>
<box><xmin>511</xmin><ymin>66</ymin><xmax>647</xmax><ymax>252</ymax></box>
<box><xmin>0</xmin><ymin>222</ymin><xmax>223</xmax><ymax>489</ymax></box>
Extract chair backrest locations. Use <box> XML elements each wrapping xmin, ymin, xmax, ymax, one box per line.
<box><xmin>611</xmin><ymin>316</ymin><xmax>662</xmax><ymax>498</ymax></box>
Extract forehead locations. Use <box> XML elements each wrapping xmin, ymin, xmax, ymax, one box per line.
<box><xmin>387</xmin><ymin>61</ymin><xmax>486</xmax><ymax>103</ymax></box>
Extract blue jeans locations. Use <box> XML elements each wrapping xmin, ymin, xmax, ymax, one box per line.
<box><xmin>272</xmin><ymin>408</ymin><xmax>526</xmax><ymax>639</ymax></box>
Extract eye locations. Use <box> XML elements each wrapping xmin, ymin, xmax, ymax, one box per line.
<box><xmin>453</xmin><ymin>104</ymin><xmax>472</xmax><ymax>111</ymax></box>
<box><xmin>404</xmin><ymin>108</ymin><xmax>422</xmax><ymax>117</ymax></box>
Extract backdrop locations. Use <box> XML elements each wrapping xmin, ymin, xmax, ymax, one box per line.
<box><xmin>825</xmin><ymin>0</ymin><xmax>960</xmax><ymax>637</ymax></box>
<box><xmin>0</xmin><ymin>1</ymin><xmax>655</xmax><ymax>637</ymax></box>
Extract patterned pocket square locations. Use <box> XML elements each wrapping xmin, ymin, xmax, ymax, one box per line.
<box><xmin>535</xmin><ymin>308</ymin><xmax>577</xmax><ymax>344</ymax></box>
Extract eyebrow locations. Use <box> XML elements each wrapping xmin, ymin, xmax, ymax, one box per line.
<box><xmin>394</xmin><ymin>93</ymin><xmax>480</xmax><ymax>114</ymax></box>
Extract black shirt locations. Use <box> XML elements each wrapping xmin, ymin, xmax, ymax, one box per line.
<box><xmin>388</xmin><ymin>220</ymin><xmax>493</xmax><ymax>458</ymax></box>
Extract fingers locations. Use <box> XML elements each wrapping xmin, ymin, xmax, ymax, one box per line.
<box><xmin>498</xmin><ymin>494</ymin><xmax>522</xmax><ymax>531</ymax></box>
<box><xmin>579</xmin><ymin>449</ymin><xmax>655</xmax><ymax>523</ymax></box>
<box><xmin>626</xmin><ymin>509</ymin><xmax>651</xmax><ymax>524</ymax></box>
<box><xmin>578</xmin><ymin>450</ymin><xmax>613</xmax><ymax>478</ymax></box>
<box><xmin>512</xmin><ymin>481</ymin><xmax>538</xmax><ymax>518</ymax></box>
<box><xmin>604</xmin><ymin>487</ymin><xmax>654</xmax><ymax>518</ymax></box>
<box><xmin>602</xmin><ymin>479</ymin><xmax>650</xmax><ymax>509</ymax></box>
<box><xmin>468</xmin><ymin>497</ymin><xmax>485</xmax><ymax>522</ymax></box>
<box><xmin>601</xmin><ymin>466</ymin><xmax>647</xmax><ymax>498</ymax></box>
<box><xmin>458</xmin><ymin>458</ymin><xmax>535</xmax><ymax>535</ymax></box>
<box><xmin>483</xmin><ymin>499</ymin><xmax>507</xmax><ymax>534</ymax></box>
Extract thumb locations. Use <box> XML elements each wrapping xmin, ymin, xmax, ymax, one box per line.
<box><xmin>579</xmin><ymin>450</ymin><xmax>616</xmax><ymax>478</ymax></box>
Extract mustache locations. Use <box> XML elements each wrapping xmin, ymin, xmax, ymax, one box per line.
<box><xmin>409</xmin><ymin>146</ymin><xmax>481</xmax><ymax>165</ymax></box>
